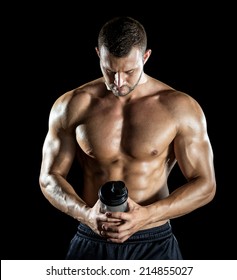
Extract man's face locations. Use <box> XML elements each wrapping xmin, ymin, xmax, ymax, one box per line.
<box><xmin>97</xmin><ymin>46</ymin><xmax>146</xmax><ymax>97</ymax></box>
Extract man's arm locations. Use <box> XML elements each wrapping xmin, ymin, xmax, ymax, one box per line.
<box><xmin>165</xmin><ymin>95</ymin><xmax>216</xmax><ymax>216</ymax></box>
<box><xmin>39</xmin><ymin>94</ymin><xmax>90</xmax><ymax>223</ymax></box>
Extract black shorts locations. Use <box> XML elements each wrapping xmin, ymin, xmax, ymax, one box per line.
<box><xmin>65</xmin><ymin>222</ymin><xmax>183</xmax><ymax>260</ymax></box>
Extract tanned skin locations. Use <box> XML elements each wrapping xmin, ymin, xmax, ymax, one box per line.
<box><xmin>39</xmin><ymin>45</ymin><xmax>216</xmax><ymax>243</ymax></box>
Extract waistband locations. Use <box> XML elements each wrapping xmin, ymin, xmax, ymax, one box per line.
<box><xmin>76</xmin><ymin>222</ymin><xmax>172</xmax><ymax>243</ymax></box>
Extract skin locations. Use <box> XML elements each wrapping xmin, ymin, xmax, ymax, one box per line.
<box><xmin>39</xmin><ymin>45</ymin><xmax>216</xmax><ymax>243</ymax></box>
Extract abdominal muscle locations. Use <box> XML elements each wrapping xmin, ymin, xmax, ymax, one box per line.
<box><xmin>77</xmin><ymin>153</ymin><xmax>171</xmax><ymax>229</ymax></box>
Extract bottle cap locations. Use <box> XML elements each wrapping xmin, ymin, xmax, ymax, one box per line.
<box><xmin>98</xmin><ymin>181</ymin><xmax>128</xmax><ymax>206</ymax></box>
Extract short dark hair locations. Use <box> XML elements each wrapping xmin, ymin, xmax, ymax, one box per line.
<box><xmin>98</xmin><ymin>16</ymin><xmax>147</xmax><ymax>57</ymax></box>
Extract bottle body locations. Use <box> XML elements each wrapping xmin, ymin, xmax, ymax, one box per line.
<box><xmin>100</xmin><ymin>201</ymin><xmax>128</xmax><ymax>213</ymax></box>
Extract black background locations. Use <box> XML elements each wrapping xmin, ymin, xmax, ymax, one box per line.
<box><xmin>2</xmin><ymin>5</ymin><xmax>236</xmax><ymax>260</ymax></box>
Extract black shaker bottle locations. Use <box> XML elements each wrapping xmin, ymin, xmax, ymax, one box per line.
<box><xmin>98</xmin><ymin>180</ymin><xmax>128</xmax><ymax>213</ymax></box>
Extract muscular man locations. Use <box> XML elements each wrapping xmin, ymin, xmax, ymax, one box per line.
<box><xmin>39</xmin><ymin>16</ymin><xmax>216</xmax><ymax>260</ymax></box>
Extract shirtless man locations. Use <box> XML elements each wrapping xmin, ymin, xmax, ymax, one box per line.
<box><xmin>39</xmin><ymin>16</ymin><xmax>216</xmax><ymax>260</ymax></box>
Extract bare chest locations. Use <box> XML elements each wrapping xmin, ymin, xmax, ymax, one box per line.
<box><xmin>76</xmin><ymin>100</ymin><xmax>176</xmax><ymax>160</ymax></box>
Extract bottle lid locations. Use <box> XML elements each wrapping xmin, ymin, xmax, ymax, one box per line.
<box><xmin>98</xmin><ymin>181</ymin><xmax>128</xmax><ymax>206</ymax></box>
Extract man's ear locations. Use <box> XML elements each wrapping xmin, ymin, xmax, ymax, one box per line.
<box><xmin>143</xmin><ymin>49</ymin><xmax>152</xmax><ymax>64</ymax></box>
<box><xmin>95</xmin><ymin>47</ymin><xmax>100</xmax><ymax>57</ymax></box>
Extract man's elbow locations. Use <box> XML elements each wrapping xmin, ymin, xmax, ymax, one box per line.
<box><xmin>204</xmin><ymin>178</ymin><xmax>216</xmax><ymax>204</ymax></box>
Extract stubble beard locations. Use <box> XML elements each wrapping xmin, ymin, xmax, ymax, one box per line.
<box><xmin>106</xmin><ymin>70</ymin><xmax>143</xmax><ymax>97</ymax></box>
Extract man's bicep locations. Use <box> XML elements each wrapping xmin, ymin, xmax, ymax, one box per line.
<box><xmin>174</xmin><ymin>127</ymin><xmax>214</xmax><ymax>181</ymax></box>
<box><xmin>41</xmin><ymin>129</ymin><xmax>77</xmax><ymax>177</ymax></box>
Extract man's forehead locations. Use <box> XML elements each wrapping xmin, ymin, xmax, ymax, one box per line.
<box><xmin>99</xmin><ymin>46</ymin><xmax>142</xmax><ymax>70</ymax></box>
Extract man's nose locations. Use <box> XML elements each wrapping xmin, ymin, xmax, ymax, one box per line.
<box><xmin>114</xmin><ymin>72</ymin><xmax>125</xmax><ymax>87</ymax></box>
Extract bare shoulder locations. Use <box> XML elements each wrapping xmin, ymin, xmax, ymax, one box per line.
<box><xmin>162</xmin><ymin>89</ymin><xmax>207</xmax><ymax>133</ymax></box>
<box><xmin>148</xmin><ymin>77</ymin><xmax>207</xmax><ymax>131</ymax></box>
<box><xmin>163</xmin><ymin>89</ymin><xmax>203</xmax><ymax>114</ymax></box>
<box><xmin>49</xmin><ymin>78</ymin><xmax>105</xmax><ymax>128</ymax></box>
<box><xmin>149</xmin><ymin>78</ymin><xmax>203</xmax><ymax>113</ymax></box>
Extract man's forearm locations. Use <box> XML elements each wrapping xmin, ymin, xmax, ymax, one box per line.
<box><xmin>40</xmin><ymin>175</ymin><xmax>90</xmax><ymax>223</ymax></box>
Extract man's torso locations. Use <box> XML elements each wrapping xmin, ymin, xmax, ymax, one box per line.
<box><xmin>69</xmin><ymin>77</ymin><xmax>180</xmax><ymax>207</ymax></box>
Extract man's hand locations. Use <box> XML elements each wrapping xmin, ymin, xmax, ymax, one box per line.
<box><xmin>86</xmin><ymin>199</ymin><xmax>123</xmax><ymax>236</ymax></box>
<box><xmin>100</xmin><ymin>197</ymin><xmax>150</xmax><ymax>243</ymax></box>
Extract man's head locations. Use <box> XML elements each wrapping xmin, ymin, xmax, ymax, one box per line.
<box><xmin>96</xmin><ymin>17</ymin><xmax>151</xmax><ymax>97</ymax></box>
<box><xmin>98</xmin><ymin>16</ymin><xmax>147</xmax><ymax>57</ymax></box>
